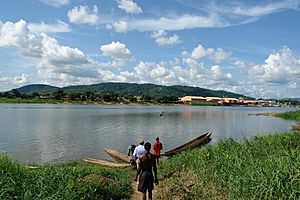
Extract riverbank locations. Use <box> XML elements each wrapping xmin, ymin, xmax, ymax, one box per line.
<box><xmin>157</xmin><ymin>131</ymin><xmax>300</xmax><ymax>199</ymax></box>
<box><xmin>0</xmin><ymin>157</ymin><xmax>133</xmax><ymax>199</ymax></box>
<box><xmin>1</xmin><ymin>131</ymin><xmax>300</xmax><ymax>199</ymax></box>
<box><xmin>0</xmin><ymin>97</ymin><xmax>179</xmax><ymax>106</ymax></box>
<box><xmin>250</xmin><ymin>110</ymin><xmax>300</xmax><ymax>131</ymax></box>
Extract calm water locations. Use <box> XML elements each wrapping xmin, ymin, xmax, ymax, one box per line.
<box><xmin>0</xmin><ymin>104</ymin><xmax>297</xmax><ymax>164</ymax></box>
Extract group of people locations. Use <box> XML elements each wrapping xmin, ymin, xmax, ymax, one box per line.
<box><xmin>128</xmin><ymin>137</ymin><xmax>163</xmax><ymax>200</ymax></box>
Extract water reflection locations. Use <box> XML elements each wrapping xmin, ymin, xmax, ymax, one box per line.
<box><xmin>0</xmin><ymin>104</ymin><xmax>297</xmax><ymax>164</ymax></box>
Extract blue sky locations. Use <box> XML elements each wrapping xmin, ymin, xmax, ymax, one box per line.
<box><xmin>0</xmin><ymin>0</ymin><xmax>300</xmax><ymax>98</ymax></box>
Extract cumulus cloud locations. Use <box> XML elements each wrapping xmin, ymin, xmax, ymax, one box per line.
<box><xmin>111</xmin><ymin>21</ymin><xmax>128</xmax><ymax>33</ymax></box>
<box><xmin>248</xmin><ymin>47</ymin><xmax>300</xmax><ymax>84</ymax></box>
<box><xmin>117</xmin><ymin>0</ymin><xmax>142</xmax><ymax>14</ymax></box>
<box><xmin>0</xmin><ymin>19</ymin><xmax>101</xmax><ymax>86</ymax></box>
<box><xmin>100</xmin><ymin>41</ymin><xmax>132</xmax><ymax>61</ymax></box>
<box><xmin>151</xmin><ymin>30</ymin><xmax>181</xmax><ymax>46</ymax></box>
<box><xmin>39</xmin><ymin>0</ymin><xmax>70</xmax><ymax>7</ymax></box>
<box><xmin>187</xmin><ymin>44</ymin><xmax>231</xmax><ymax>63</ymax></box>
<box><xmin>231</xmin><ymin>47</ymin><xmax>300</xmax><ymax>98</ymax></box>
<box><xmin>28</xmin><ymin>21</ymin><xmax>71</xmax><ymax>33</ymax></box>
<box><xmin>67</xmin><ymin>5</ymin><xmax>99</xmax><ymax>25</ymax></box>
<box><xmin>0</xmin><ymin>73</ymin><xmax>30</xmax><ymax>90</ymax></box>
<box><xmin>0</xmin><ymin>19</ymin><xmax>43</xmax><ymax>58</ymax></box>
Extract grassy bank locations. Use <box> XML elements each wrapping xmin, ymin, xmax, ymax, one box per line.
<box><xmin>191</xmin><ymin>101</ymin><xmax>220</xmax><ymax>106</ymax></box>
<box><xmin>0</xmin><ymin>157</ymin><xmax>133</xmax><ymax>200</ymax></box>
<box><xmin>157</xmin><ymin>131</ymin><xmax>300</xmax><ymax>199</ymax></box>
<box><xmin>274</xmin><ymin>110</ymin><xmax>300</xmax><ymax>121</ymax></box>
<box><xmin>0</xmin><ymin>97</ymin><xmax>62</xmax><ymax>104</ymax></box>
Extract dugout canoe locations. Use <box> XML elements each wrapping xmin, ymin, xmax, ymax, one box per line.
<box><xmin>162</xmin><ymin>132</ymin><xmax>212</xmax><ymax>157</ymax></box>
<box><xmin>83</xmin><ymin>158</ymin><xmax>130</xmax><ymax>168</ymax></box>
<box><xmin>105</xmin><ymin>148</ymin><xmax>131</xmax><ymax>163</ymax></box>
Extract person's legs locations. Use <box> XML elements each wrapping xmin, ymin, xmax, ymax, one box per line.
<box><xmin>148</xmin><ymin>189</ymin><xmax>153</xmax><ymax>200</ymax></box>
<box><xmin>143</xmin><ymin>192</ymin><xmax>147</xmax><ymax>200</ymax></box>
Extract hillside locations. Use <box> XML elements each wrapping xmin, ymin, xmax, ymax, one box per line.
<box><xmin>16</xmin><ymin>84</ymin><xmax>59</xmax><ymax>94</ymax></box>
<box><xmin>10</xmin><ymin>82</ymin><xmax>249</xmax><ymax>98</ymax></box>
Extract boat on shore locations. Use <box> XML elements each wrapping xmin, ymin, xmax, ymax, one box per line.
<box><xmin>83</xmin><ymin>158</ymin><xmax>130</xmax><ymax>168</ymax></box>
<box><xmin>105</xmin><ymin>148</ymin><xmax>131</xmax><ymax>163</ymax></box>
<box><xmin>162</xmin><ymin>132</ymin><xmax>212</xmax><ymax>157</ymax></box>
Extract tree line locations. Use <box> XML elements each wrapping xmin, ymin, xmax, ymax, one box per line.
<box><xmin>0</xmin><ymin>89</ymin><xmax>179</xmax><ymax>104</ymax></box>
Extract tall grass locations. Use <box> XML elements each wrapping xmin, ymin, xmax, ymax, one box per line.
<box><xmin>275</xmin><ymin>110</ymin><xmax>300</xmax><ymax>121</ymax></box>
<box><xmin>157</xmin><ymin>132</ymin><xmax>300</xmax><ymax>199</ymax></box>
<box><xmin>0</xmin><ymin>156</ymin><xmax>133</xmax><ymax>200</ymax></box>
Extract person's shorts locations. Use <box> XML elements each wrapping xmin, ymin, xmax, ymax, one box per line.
<box><xmin>155</xmin><ymin>155</ymin><xmax>161</xmax><ymax>159</ymax></box>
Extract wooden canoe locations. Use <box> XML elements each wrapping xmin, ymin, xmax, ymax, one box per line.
<box><xmin>104</xmin><ymin>148</ymin><xmax>131</xmax><ymax>163</ymax></box>
<box><xmin>83</xmin><ymin>158</ymin><xmax>130</xmax><ymax>168</ymax></box>
<box><xmin>162</xmin><ymin>132</ymin><xmax>212</xmax><ymax>157</ymax></box>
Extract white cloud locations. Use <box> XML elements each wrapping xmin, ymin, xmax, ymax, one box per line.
<box><xmin>227</xmin><ymin>0</ymin><xmax>300</xmax><ymax>17</ymax></box>
<box><xmin>100</xmin><ymin>41</ymin><xmax>132</xmax><ymax>61</ymax></box>
<box><xmin>189</xmin><ymin>44</ymin><xmax>231</xmax><ymax>63</ymax></box>
<box><xmin>28</xmin><ymin>21</ymin><xmax>71</xmax><ymax>33</ymax></box>
<box><xmin>0</xmin><ymin>19</ymin><xmax>101</xmax><ymax>86</ymax></box>
<box><xmin>67</xmin><ymin>5</ymin><xmax>99</xmax><ymax>25</ymax></box>
<box><xmin>0</xmin><ymin>73</ymin><xmax>30</xmax><ymax>89</ymax></box>
<box><xmin>127</xmin><ymin>14</ymin><xmax>227</xmax><ymax>31</ymax></box>
<box><xmin>151</xmin><ymin>30</ymin><xmax>181</xmax><ymax>46</ymax></box>
<box><xmin>117</xmin><ymin>0</ymin><xmax>142</xmax><ymax>14</ymax></box>
<box><xmin>112</xmin><ymin>21</ymin><xmax>128</xmax><ymax>33</ymax></box>
<box><xmin>248</xmin><ymin>47</ymin><xmax>300</xmax><ymax>84</ymax></box>
<box><xmin>0</xmin><ymin>19</ymin><xmax>43</xmax><ymax>58</ymax></box>
<box><xmin>39</xmin><ymin>33</ymin><xmax>89</xmax><ymax>67</ymax></box>
<box><xmin>39</xmin><ymin>0</ymin><xmax>70</xmax><ymax>7</ymax></box>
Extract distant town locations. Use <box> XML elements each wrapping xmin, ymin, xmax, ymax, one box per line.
<box><xmin>179</xmin><ymin>96</ymin><xmax>299</xmax><ymax>107</ymax></box>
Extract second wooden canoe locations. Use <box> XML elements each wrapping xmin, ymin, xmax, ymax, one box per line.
<box><xmin>83</xmin><ymin>158</ymin><xmax>130</xmax><ymax>168</ymax></box>
<box><xmin>162</xmin><ymin>132</ymin><xmax>212</xmax><ymax>157</ymax></box>
<box><xmin>104</xmin><ymin>148</ymin><xmax>131</xmax><ymax>163</ymax></box>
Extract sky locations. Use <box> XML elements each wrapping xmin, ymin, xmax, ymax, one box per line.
<box><xmin>0</xmin><ymin>0</ymin><xmax>300</xmax><ymax>98</ymax></box>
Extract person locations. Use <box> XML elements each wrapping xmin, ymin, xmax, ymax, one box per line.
<box><xmin>134</xmin><ymin>142</ymin><xmax>158</xmax><ymax>200</ymax></box>
<box><xmin>132</xmin><ymin>140</ymin><xmax>145</xmax><ymax>171</ymax></box>
<box><xmin>128</xmin><ymin>144</ymin><xmax>136</xmax><ymax>156</ymax></box>
<box><xmin>153</xmin><ymin>137</ymin><xmax>163</xmax><ymax>164</ymax></box>
<box><xmin>128</xmin><ymin>144</ymin><xmax>137</xmax><ymax>169</ymax></box>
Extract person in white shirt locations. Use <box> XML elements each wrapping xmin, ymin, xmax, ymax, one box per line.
<box><xmin>133</xmin><ymin>140</ymin><xmax>145</xmax><ymax>171</ymax></box>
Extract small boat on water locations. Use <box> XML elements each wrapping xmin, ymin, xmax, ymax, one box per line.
<box><xmin>105</xmin><ymin>148</ymin><xmax>131</xmax><ymax>163</ymax></box>
<box><xmin>83</xmin><ymin>158</ymin><xmax>130</xmax><ymax>168</ymax></box>
<box><xmin>161</xmin><ymin>132</ymin><xmax>212</xmax><ymax>157</ymax></box>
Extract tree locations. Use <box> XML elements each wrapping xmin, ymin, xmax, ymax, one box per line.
<box><xmin>11</xmin><ymin>89</ymin><xmax>21</xmax><ymax>98</ymax></box>
<box><xmin>141</xmin><ymin>95</ymin><xmax>152</xmax><ymax>102</ymax></box>
<box><xmin>53</xmin><ymin>89</ymin><xmax>65</xmax><ymax>100</ymax></box>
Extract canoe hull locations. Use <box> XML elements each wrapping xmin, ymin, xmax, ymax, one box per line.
<box><xmin>162</xmin><ymin>132</ymin><xmax>212</xmax><ymax>156</ymax></box>
<box><xmin>83</xmin><ymin>158</ymin><xmax>130</xmax><ymax>168</ymax></box>
<box><xmin>105</xmin><ymin>148</ymin><xmax>131</xmax><ymax>163</ymax></box>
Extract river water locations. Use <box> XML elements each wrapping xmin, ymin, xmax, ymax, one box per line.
<box><xmin>0</xmin><ymin>104</ymin><xmax>297</xmax><ymax>164</ymax></box>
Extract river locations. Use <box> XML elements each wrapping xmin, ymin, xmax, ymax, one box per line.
<box><xmin>0</xmin><ymin>104</ymin><xmax>297</xmax><ymax>164</ymax></box>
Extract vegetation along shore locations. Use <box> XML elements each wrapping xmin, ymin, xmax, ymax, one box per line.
<box><xmin>1</xmin><ymin>130</ymin><xmax>299</xmax><ymax>199</ymax></box>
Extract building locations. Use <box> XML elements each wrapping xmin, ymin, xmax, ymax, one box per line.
<box><xmin>222</xmin><ymin>98</ymin><xmax>239</xmax><ymax>104</ymax></box>
<box><xmin>180</xmin><ymin>96</ymin><xmax>206</xmax><ymax>103</ymax></box>
<box><xmin>205</xmin><ymin>97</ymin><xmax>222</xmax><ymax>103</ymax></box>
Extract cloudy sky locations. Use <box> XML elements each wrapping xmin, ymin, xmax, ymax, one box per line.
<box><xmin>0</xmin><ymin>0</ymin><xmax>300</xmax><ymax>98</ymax></box>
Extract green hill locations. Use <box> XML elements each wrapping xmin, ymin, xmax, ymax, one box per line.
<box><xmin>16</xmin><ymin>84</ymin><xmax>59</xmax><ymax>94</ymax></box>
<box><xmin>10</xmin><ymin>82</ymin><xmax>250</xmax><ymax>98</ymax></box>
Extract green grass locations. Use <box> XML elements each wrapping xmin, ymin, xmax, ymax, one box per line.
<box><xmin>0</xmin><ymin>156</ymin><xmax>134</xmax><ymax>200</ymax></box>
<box><xmin>157</xmin><ymin>132</ymin><xmax>300</xmax><ymax>199</ymax></box>
<box><xmin>0</xmin><ymin>97</ymin><xmax>61</xmax><ymax>104</ymax></box>
<box><xmin>274</xmin><ymin>110</ymin><xmax>300</xmax><ymax>121</ymax></box>
<box><xmin>191</xmin><ymin>101</ymin><xmax>220</xmax><ymax>106</ymax></box>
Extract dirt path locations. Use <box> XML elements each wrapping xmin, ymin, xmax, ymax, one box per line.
<box><xmin>130</xmin><ymin>181</ymin><xmax>157</xmax><ymax>200</ymax></box>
